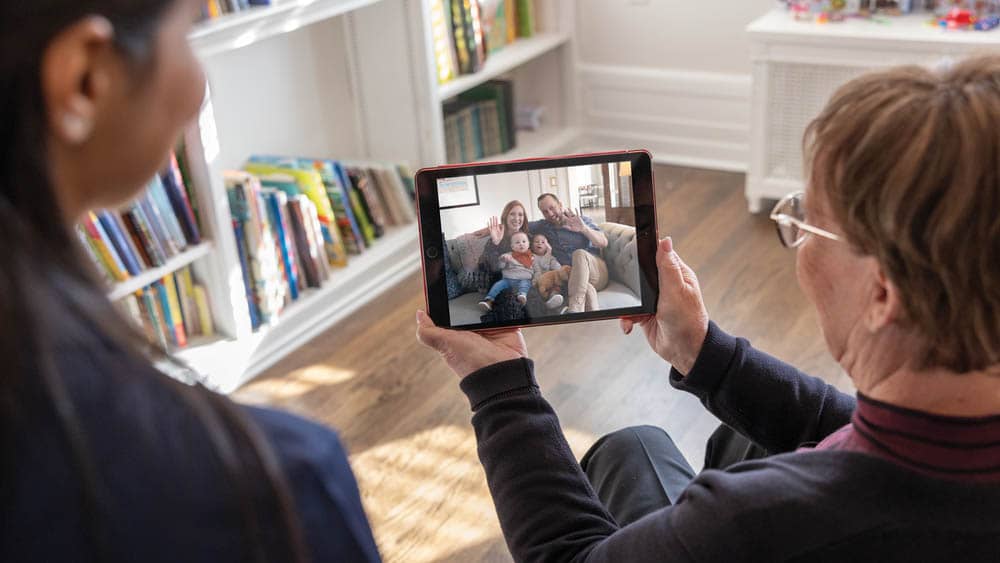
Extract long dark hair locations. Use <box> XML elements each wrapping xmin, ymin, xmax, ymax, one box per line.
<box><xmin>0</xmin><ymin>3</ymin><xmax>308</xmax><ymax>561</ymax></box>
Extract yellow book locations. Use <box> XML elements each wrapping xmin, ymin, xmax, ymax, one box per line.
<box><xmin>243</xmin><ymin>163</ymin><xmax>348</xmax><ymax>267</ymax></box>
<box><xmin>206</xmin><ymin>0</ymin><xmax>221</xmax><ymax>18</ymax></box>
<box><xmin>81</xmin><ymin>218</ymin><xmax>129</xmax><ymax>282</ymax></box>
<box><xmin>176</xmin><ymin>267</ymin><xmax>200</xmax><ymax>338</ymax></box>
<box><xmin>162</xmin><ymin>273</ymin><xmax>187</xmax><ymax>347</ymax></box>
<box><xmin>193</xmin><ymin>285</ymin><xmax>215</xmax><ymax>337</ymax></box>
<box><xmin>431</xmin><ymin>0</ymin><xmax>457</xmax><ymax>83</ymax></box>
<box><xmin>505</xmin><ymin>0</ymin><xmax>516</xmax><ymax>43</ymax></box>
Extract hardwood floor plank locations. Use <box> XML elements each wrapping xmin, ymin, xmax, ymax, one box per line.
<box><xmin>234</xmin><ymin>166</ymin><xmax>848</xmax><ymax>563</ymax></box>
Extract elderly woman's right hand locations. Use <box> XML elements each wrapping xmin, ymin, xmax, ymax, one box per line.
<box><xmin>621</xmin><ymin>237</ymin><xmax>709</xmax><ymax>375</ymax></box>
<box><xmin>416</xmin><ymin>311</ymin><xmax>527</xmax><ymax>378</ymax></box>
<box><xmin>488</xmin><ymin>216</ymin><xmax>505</xmax><ymax>246</ymax></box>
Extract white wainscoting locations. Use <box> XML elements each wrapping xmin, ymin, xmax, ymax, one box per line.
<box><xmin>577</xmin><ymin>64</ymin><xmax>751</xmax><ymax>172</ymax></box>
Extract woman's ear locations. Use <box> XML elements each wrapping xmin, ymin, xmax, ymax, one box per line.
<box><xmin>865</xmin><ymin>262</ymin><xmax>903</xmax><ymax>332</ymax></box>
<box><xmin>41</xmin><ymin>16</ymin><xmax>115</xmax><ymax>145</ymax></box>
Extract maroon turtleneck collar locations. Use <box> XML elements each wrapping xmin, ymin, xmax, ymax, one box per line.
<box><xmin>812</xmin><ymin>393</ymin><xmax>1000</xmax><ymax>483</ymax></box>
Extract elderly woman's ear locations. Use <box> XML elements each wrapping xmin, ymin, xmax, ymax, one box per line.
<box><xmin>864</xmin><ymin>262</ymin><xmax>904</xmax><ymax>333</ymax></box>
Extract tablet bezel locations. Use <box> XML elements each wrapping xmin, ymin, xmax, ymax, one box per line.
<box><xmin>416</xmin><ymin>150</ymin><xmax>658</xmax><ymax>331</ymax></box>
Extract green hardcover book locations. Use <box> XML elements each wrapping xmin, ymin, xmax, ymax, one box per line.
<box><xmin>346</xmin><ymin>189</ymin><xmax>374</xmax><ymax>245</ymax></box>
<box><xmin>516</xmin><ymin>0</ymin><xmax>534</xmax><ymax>37</ymax></box>
<box><xmin>444</xmin><ymin>112</ymin><xmax>462</xmax><ymax>164</ymax></box>
<box><xmin>477</xmin><ymin>100</ymin><xmax>503</xmax><ymax>157</ymax></box>
<box><xmin>459</xmin><ymin>80</ymin><xmax>514</xmax><ymax>152</ymax></box>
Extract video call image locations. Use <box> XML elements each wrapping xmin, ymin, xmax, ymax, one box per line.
<box><xmin>438</xmin><ymin>161</ymin><xmax>642</xmax><ymax>326</ymax></box>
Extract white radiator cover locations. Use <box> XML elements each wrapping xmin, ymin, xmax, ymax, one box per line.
<box><xmin>746</xmin><ymin>9</ymin><xmax>1000</xmax><ymax>213</ymax></box>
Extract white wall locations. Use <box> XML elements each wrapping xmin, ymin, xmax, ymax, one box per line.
<box><xmin>576</xmin><ymin>0</ymin><xmax>776</xmax><ymax>75</ymax></box>
<box><xmin>575</xmin><ymin>0</ymin><xmax>776</xmax><ymax>171</ymax></box>
<box><xmin>440</xmin><ymin>165</ymin><xmax>603</xmax><ymax>237</ymax></box>
<box><xmin>440</xmin><ymin>171</ymin><xmax>539</xmax><ymax>238</ymax></box>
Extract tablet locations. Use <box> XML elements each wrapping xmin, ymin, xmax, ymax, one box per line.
<box><xmin>415</xmin><ymin>150</ymin><xmax>658</xmax><ymax>331</ymax></box>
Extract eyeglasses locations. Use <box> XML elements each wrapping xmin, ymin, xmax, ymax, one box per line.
<box><xmin>769</xmin><ymin>191</ymin><xmax>841</xmax><ymax>248</ymax></box>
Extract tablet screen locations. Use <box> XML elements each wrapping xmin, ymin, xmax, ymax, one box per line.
<box><xmin>417</xmin><ymin>151</ymin><xmax>657</xmax><ymax>330</ymax></box>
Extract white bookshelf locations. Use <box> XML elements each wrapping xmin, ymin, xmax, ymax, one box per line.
<box><xmin>177</xmin><ymin>227</ymin><xmax>419</xmax><ymax>392</ymax></box>
<box><xmin>169</xmin><ymin>0</ymin><xmax>583</xmax><ymax>391</ymax></box>
<box><xmin>496</xmin><ymin>125</ymin><xmax>583</xmax><ymax>162</ymax></box>
<box><xmin>188</xmin><ymin>0</ymin><xmax>386</xmax><ymax>57</ymax></box>
<box><xmin>107</xmin><ymin>242</ymin><xmax>213</xmax><ymax>301</ymax></box>
<box><xmin>437</xmin><ymin>32</ymin><xmax>571</xmax><ymax>101</ymax></box>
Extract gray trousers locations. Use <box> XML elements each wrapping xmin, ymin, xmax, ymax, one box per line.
<box><xmin>579</xmin><ymin>424</ymin><xmax>768</xmax><ymax>526</ymax></box>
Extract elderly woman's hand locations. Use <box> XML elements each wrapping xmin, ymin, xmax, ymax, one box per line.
<box><xmin>416</xmin><ymin>311</ymin><xmax>528</xmax><ymax>378</ymax></box>
<box><xmin>621</xmin><ymin>237</ymin><xmax>709</xmax><ymax>375</ymax></box>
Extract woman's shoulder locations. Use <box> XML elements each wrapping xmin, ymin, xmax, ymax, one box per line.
<box><xmin>243</xmin><ymin>405</ymin><xmax>381</xmax><ymax>561</ymax></box>
<box><xmin>55</xmin><ymin>325</ymin><xmax>379</xmax><ymax>560</ymax></box>
<box><xmin>242</xmin><ymin>405</ymin><xmax>350</xmax><ymax>473</ymax></box>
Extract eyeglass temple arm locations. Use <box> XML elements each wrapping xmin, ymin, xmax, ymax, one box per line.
<box><xmin>769</xmin><ymin>212</ymin><xmax>842</xmax><ymax>242</ymax></box>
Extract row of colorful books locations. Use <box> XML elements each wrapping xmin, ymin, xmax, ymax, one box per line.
<box><xmin>117</xmin><ymin>266</ymin><xmax>215</xmax><ymax>351</ymax></box>
<box><xmin>430</xmin><ymin>0</ymin><xmax>538</xmax><ymax>84</ymax></box>
<box><xmin>226</xmin><ymin>157</ymin><xmax>416</xmax><ymax>330</ymax></box>
<box><xmin>201</xmin><ymin>0</ymin><xmax>271</xmax><ymax>20</ymax></box>
<box><xmin>444</xmin><ymin>80</ymin><xmax>515</xmax><ymax>163</ymax></box>
<box><xmin>77</xmin><ymin>153</ymin><xmax>202</xmax><ymax>285</ymax></box>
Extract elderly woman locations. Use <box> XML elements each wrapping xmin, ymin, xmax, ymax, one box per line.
<box><xmin>417</xmin><ymin>56</ymin><xmax>1000</xmax><ymax>560</ymax></box>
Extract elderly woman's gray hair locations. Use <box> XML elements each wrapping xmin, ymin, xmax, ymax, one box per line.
<box><xmin>805</xmin><ymin>54</ymin><xmax>1000</xmax><ymax>373</ymax></box>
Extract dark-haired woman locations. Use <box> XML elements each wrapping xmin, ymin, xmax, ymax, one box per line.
<box><xmin>1</xmin><ymin>1</ymin><xmax>379</xmax><ymax>561</ymax></box>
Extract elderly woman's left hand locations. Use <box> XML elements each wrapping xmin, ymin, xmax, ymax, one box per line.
<box><xmin>416</xmin><ymin>311</ymin><xmax>527</xmax><ymax>378</ymax></box>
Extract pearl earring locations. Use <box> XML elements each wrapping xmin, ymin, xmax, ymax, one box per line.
<box><xmin>62</xmin><ymin>113</ymin><xmax>92</xmax><ymax>143</ymax></box>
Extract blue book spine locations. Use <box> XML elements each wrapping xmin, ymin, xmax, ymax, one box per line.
<box><xmin>264</xmin><ymin>192</ymin><xmax>299</xmax><ymax>300</ymax></box>
<box><xmin>232</xmin><ymin>220</ymin><xmax>261</xmax><ymax>330</ymax></box>
<box><xmin>97</xmin><ymin>211</ymin><xmax>142</xmax><ymax>275</ymax></box>
<box><xmin>138</xmin><ymin>193</ymin><xmax>177</xmax><ymax>257</ymax></box>
<box><xmin>127</xmin><ymin>203</ymin><xmax>168</xmax><ymax>266</ymax></box>
<box><xmin>89</xmin><ymin>213</ymin><xmax>130</xmax><ymax>277</ymax></box>
<box><xmin>326</xmin><ymin>160</ymin><xmax>365</xmax><ymax>252</ymax></box>
<box><xmin>160</xmin><ymin>168</ymin><xmax>201</xmax><ymax>245</ymax></box>
<box><xmin>148</xmin><ymin>175</ymin><xmax>188</xmax><ymax>250</ymax></box>
<box><xmin>152</xmin><ymin>281</ymin><xmax>177</xmax><ymax>347</ymax></box>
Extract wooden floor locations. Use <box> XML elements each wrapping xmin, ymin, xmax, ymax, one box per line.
<box><xmin>234</xmin><ymin>165</ymin><xmax>852</xmax><ymax>563</ymax></box>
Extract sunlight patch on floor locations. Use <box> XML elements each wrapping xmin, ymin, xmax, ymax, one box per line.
<box><xmin>350</xmin><ymin>424</ymin><xmax>503</xmax><ymax>563</ymax></box>
<box><xmin>237</xmin><ymin>364</ymin><xmax>356</xmax><ymax>402</ymax></box>
<box><xmin>350</xmin><ymin>423</ymin><xmax>602</xmax><ymax>562</ymax></box>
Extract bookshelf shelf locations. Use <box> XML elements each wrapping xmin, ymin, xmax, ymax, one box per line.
<box><xmin>107</xmin><ymin>241</ymin><xmax>213</xmax><ymax>301</ymax></box>
<box><xmin>189</xmin><ymin>0</ymin><xmax>385</xmax><ymax>57</ymax></box>
<box><xmin>496</xmin><ymin>126</ymin><xmax>583</xmax><ymax>161</ymax></box>
<box><xmin>174</xmin><ymin>0</ymin><xmax>580</xmax><ymax>390</ymax></box>
<box><xmin>437</xmin><ymin>32</ymin><xmax>572</xmax><ymax>101</ymax></box>
<box><xmin>176</xmin><ymin>226</ymin><xmax>419</xmax><ymax>392</ymax></box>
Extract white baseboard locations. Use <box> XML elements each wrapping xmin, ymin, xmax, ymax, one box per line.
<box><xmin>577</xmin><ymin>64</ymin><xmax>751</xmax><ymax>172</ymax></box>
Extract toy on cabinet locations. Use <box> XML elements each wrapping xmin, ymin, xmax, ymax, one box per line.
<box><xmin>934</xmin><ymin>0</ymin><xmax>1000</xmax><ymax>29</ymax></box>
